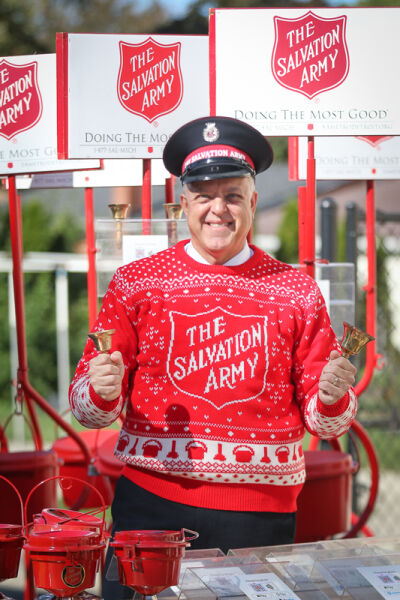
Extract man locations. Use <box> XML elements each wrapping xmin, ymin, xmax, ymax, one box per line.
<box><xmin>69</xmin><ymin>116</ymin><xmax>356</xmax><ymax>582</ymax></box>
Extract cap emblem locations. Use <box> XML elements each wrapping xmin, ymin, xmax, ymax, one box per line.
<box><xmin>203</xmin><ymin>122</ymin><xmax>219</xmax><ymax>143</ymax></box>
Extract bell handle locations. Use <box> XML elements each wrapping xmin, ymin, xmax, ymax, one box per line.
<box><xmin>182</xmin><ymin>528</ymin><xmax>199</xmax><ymax>542</ymax></box>
<box><xmin>24</xmin><ymin>475</ymin><xmax>107</xmax><ymax>538</ymax></box>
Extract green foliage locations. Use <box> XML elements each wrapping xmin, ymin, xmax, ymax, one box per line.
<box><xmin>269</xmin><ymin>138</ymin><xmax>288</xmax><ymax>163</ymax></box>
<box><xmin>0</xmin><ymin>0</ymin><xmax>168</xmax><ymax>55</ymax></box>
<box><xmin>0</xmin><ymin>199</ymin><xmax>88</xmax><ymax>413</ymax></box>
<box><xmin>358</xmin><ymin>0</ymin><xmax>400</xmax><ymax>5</ymax></box>
<box><xmin>275</xmin><ymin>197</ymin><xmax>299</xmax><ymax>264</ymax></box>
<box><xmin>337</xmin><ymin>217</ymin><xmax>347</xmax><ymax>263</ymax></box>
<box><xmin>1</xmin><ymin>199</ymin><xmax>83</xmax><ymax>253</ymax></box>
<box><xmin>0</xmin><ymin>273</ymin><xmax>11</xmax><ymax>405</ymax></box>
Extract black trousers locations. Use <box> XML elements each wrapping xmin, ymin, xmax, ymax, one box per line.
<box><xmin>103</xmin><ymin>475</ymin><xmax>296</xmax><ymax>599</ymax></box>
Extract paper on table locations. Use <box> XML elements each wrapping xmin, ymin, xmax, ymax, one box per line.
<box><xmin>239</xmin><ymin>572</ymin><xmax>301</xmax><ymax>600</ymax></box>
<box><xmin>357</xmin><ymin>565</ymin><xmax>400</xmax><ymax>599</ymax></box>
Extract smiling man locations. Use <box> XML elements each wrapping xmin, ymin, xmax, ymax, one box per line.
<box><xmin>70</xmin><ymin>116</ymin><xmax>357</xmax><ymax>599</ymax></box>
<box><xmin>180</xmin><ymin>177</ymin><xmax>256</xmax><ymax>265</ymax></box>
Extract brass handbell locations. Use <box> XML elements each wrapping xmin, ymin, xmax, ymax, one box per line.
<box><xmin>340</xmin><ymin>322</ymin><xmax>374</xmax><ymax>358</ymax></box>
<box><xmin>163</xmin><ymin>203</ymin><xmax>183</xmax><ymax>219</ymax></box>
<box><xmin>163</xmin><ymin>203</ymin><xmax>183</xmax><ymax>246</ymax></box>
<box><xmin>108</xmin><ymin>203</ymin><xmax>129</xmax><ymax>219</ymax></box>
<box><xmin>109</xmin><ymin>204</ymin><xmax>129</xmax><ymax>249</ymax></box>
<box><xmin>88</xmin><ymin>329</ymin><xmax>116</xmax><ymax>353</ymax></box>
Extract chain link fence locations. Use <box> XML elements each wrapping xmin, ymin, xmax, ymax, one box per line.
<box><xmin>351</xmin><ymin>209</ymin><xmax>400</xmax><ymax>537</ymax></box>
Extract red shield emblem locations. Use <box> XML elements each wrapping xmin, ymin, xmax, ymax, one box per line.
<box><xmin>61</xmin><ymin>564</ymin><xmax>85</xmax><ymax>588</ymax></box>
<box><xmin>0</xmin><ymin>60</ymin><xmax>42</xmax><ymax>140</ymax></box>
<box><xmin>167</xmin><ymin>308</ymin><xmax>268</xmax><ymax>410</ymax></box>
<box><xmin>117</xmin><ymin>38</ymin><xmax>183</xmax><ymax>123</ymax></box>
<box><xmin>355</xmin><ymin>136</ymin><xmax>393</xmax><ymax>148</ymax></box>
<box><xmin>272</xmin><ymin>11</ymin><xmax>349</xmax><ymax>99</ymax></box>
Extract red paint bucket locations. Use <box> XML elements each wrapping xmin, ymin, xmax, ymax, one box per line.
<box><xmin>295</xmin><ymin>450</ymin><xmax>354</xmax><ymax>542</ymax></box>
<box><xmin>0</xmin><ymin>475</ymin><xmax>25</xmax><ymax>582</ymax></box>
<box><xmin>25</xmin><ymin>529</ymin><xmax>105</xmax><ymax>597</ymax></box>
<box><xmin>113</xmin><ymin>529</ymin><xmax>198</xmax><ymax>544</ymax></box>
<box><xmin>52</xmin><ymin>429</ymin><xmax>117</xmax><ymax>508</ymax></box>
<box><xmin>0</xmin><ymin>450</ymin><xmax>58</xmax><ymax>524</ymax></box>
<box><xmin>0</xmin><ymin>524</ymin><xmax>24</xmax><ymax>581</ymax></box>
<box><xmin>111</xmin><ymin>529</ymin><xmax>198</xmax><ymax>595</ymax></box>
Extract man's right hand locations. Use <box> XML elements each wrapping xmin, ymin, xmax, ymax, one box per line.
<box><xmin>89</xmin><ymin>351</ymin><xmax>124</xmax><ymax>401</ymax></box>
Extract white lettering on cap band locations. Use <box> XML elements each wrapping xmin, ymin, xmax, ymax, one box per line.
<box><xmin>182</xmin><ymin>144</ymin><xmax>255</xmax><ymax>173</ymax></box>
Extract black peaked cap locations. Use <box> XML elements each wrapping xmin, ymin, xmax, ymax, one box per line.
<box><xmin>163</xmin><ymin>116</ymin><xmax>273</xmax><ymax>183</ymax></box>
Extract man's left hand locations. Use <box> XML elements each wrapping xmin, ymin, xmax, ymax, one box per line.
<box><xmin>318</xmin><ymin>350</ymin><xmax>357</xmax><ymax>405</ymax></box>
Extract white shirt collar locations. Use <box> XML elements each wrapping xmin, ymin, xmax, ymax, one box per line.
<box><xmin>185</xmin><ymin>241</ymin><xmax>253</xmax><ymax>266</ymax></box>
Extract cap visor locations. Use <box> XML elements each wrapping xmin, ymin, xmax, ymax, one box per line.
<box><xmin>181</xmin><ymin>159</ymin><xmax>254</xmax><ymax>183</ymax></box>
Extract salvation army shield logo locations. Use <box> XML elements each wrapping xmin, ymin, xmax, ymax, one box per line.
<box><xmin>272</xmin><ymin>11</ymin><xmax>349</xmax><ymax>99</ymax></box>
<box><xmin>0</xmin><ymin>60</ymin><xmax>43</xmax><ymax>140</ymax></box>
<box><xmin>62</xmin><ymin>564</ymin><xmax>85</xmax><ymax>588</ymax></box>
<box><xmin>117</xmin><ymin>38</ymin><xmax>183</xmax><ymax>123</ymax></box>
<box><xmin>167</xmin><ymin>308</ymin><xmax>268</xmax><ymax>410</ymax></box>
<box><xmin>356</xmin><ymin>135</ymin><xmax>393</xmax><ymax>148</ymax></box>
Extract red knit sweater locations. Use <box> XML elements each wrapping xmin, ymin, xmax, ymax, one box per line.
<box><xmin>69</xmin><ymin>241</ymin><xmax>357</xmax><ymax>512</ymax></box>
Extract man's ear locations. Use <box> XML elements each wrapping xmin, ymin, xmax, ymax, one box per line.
<box><xmin>251</xmin><ymin>189</ymin><xmax>258</xmax><ymax>216</ymax></box>
<box><xmin>180</xmin><ymin>193</ymin><xmax>189</xmax><ymax>216</ymax></box>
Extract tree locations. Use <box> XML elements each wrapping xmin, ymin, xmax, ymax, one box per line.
<box><xmin>0</xmin><ymin>199</ymin><xmax>88</xmax><ymax>409</ymax></box>
<box><xmin>274</xmin><ymin>197</ymin><xmax>299</xmax><ymax>264</ymax></box>
<box><xmin>156</xmin><ymin>0</ymin><xmax>330</xmax><ymax>34</ymax></box>
<box><xmin>0</xmin><ymin>0</ymin><xmax>169</xmax><ymax>55</ymax></box>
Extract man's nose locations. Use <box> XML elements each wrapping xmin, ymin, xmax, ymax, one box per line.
<box><xmin>210</xmin><ymin>195</ymin><xmax>226</xmax><ymax>214</ymax></box>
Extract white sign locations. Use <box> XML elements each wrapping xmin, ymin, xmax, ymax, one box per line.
<box><xmin>290</xmin><ymin>135</ymin><xmax>400</xmax><ymax>180</ymax></box>
<box><xmin>122</xmin><ymin>234</ymin><xmax>169</xmax><ymax>263</ymax></box>
<box><xmin>13</xmin><ymin>158</ymin><xmax>170</xmax><ymax>188</ymax></box>
<box><xmin>58</xmin><ymin>33</ymin><xmax>209</xmax><ymax>158</ymax></box>
<box><xmin>211</xmin><ymin>8</ymin><xmax>400</xmax><ymax>136</ymax></box>
<box><xmin>0</xmin><ymin>53</ymin><xmax>100</xmax><ymax>175</ymax></box>
<box><xmin>357</xmin><ymin>565</ymin><xmax>400</xmax><ymax>599</ymax></box>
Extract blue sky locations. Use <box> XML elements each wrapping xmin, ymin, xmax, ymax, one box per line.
<box><xmin>148</xmin><ymin>0</ymin><xmax>359</xmax><ymax>19</ymax></box>
<box><xmin>162</xmin><ymin>0</ymin><xmax>193</xmax><ymax>18</ymax></box>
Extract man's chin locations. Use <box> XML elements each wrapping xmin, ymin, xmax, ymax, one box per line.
<box><xmin>204</xmin><ymin>243</ymin><xmax>235</xmax><ymax>264</ymax></box>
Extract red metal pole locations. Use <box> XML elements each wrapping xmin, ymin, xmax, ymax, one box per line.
<box><xmin>85</xmin><ymin>187</ymin><xmax>98</xmax><ymax>330</ymax></box>
<box><xmin>165</xmin><ymin>175</ymin><xmax>175</xmax><ymax>204</ymax></box>
<box><xmin>142</xmin><ymin>159</ymin><xmax>152</xmax><ymax>235</ymax></box>
<box><xmin>298</xmin><ymin>185</ymin><xmax>307</xmax><ymax>273</ymax></box>
<box><xmin>8</xmin><ymin>176</ymin><xmax>43</xmax><ymax>449</ymax></box>
<box><xmin>8</xmin><ymin>176</ymin><xmax>93</xmax><ymax>464</ymax></box>
<box><xmin>354</xmin><ymin>180</ymin><xmax>381</xmax><ymax>397</ymax></box>
<box><xmin>9</xmin><ymin>178</ymin><xmax>29</xmax><ymax>384</ymax></box>
<box><xmin>304</xmin><ymin>136</ymin><xmax>316</xmax><ymax>278</ymax></box>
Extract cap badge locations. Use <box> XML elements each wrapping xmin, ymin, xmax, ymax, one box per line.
<box><xmin>203</xmin><ymin>122</ymin><xmax>220</xmax><ymax>143</ymax></box>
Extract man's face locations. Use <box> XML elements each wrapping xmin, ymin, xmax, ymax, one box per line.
<box><xmin>180</xmin><ymin>176</ymin><xmax>257</xmax><ymax>265</ymax></box>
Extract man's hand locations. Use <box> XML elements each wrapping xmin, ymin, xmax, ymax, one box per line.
<box><xmin>318</xmin><ymin>350</ymin><xmax>357</xmax><ymax>405</ymax></box>
<box><xmin>89</xmin><ymin>351</ymin><xmax>124</xmax><ymax>401</ymax></box>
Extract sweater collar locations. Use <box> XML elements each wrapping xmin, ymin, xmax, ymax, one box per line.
<box><xmin>184</xmin><ymin>241</ymin><xmax>253</xmax><ymax>266</ymax></box>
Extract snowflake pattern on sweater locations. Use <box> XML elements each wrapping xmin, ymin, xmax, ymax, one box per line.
<box><xmin>69</xmin><ymin>241</ymin><xmax>357</xmax><ymax>512</ymax></box>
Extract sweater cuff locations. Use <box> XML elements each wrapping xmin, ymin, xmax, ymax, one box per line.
<box><xmin>316</xmin><ymin>392</ymin><xmax>350</xmax><ymax>417</ymax></box>
<box><xmin>89</xmin><ymin>385</ymin><xmax>121</xmax><ymax>412</ymax></box>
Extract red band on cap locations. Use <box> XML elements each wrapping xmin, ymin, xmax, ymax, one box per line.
<box><xmin>182</xmin><ymin>145</ymin><xmax>255</xmax><ymax>174</ymax></box>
